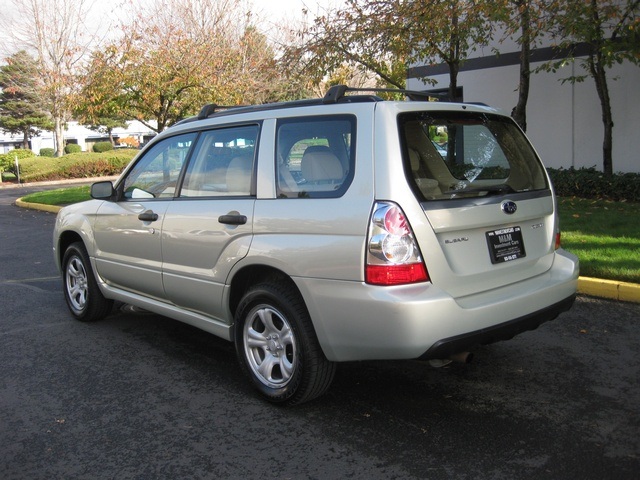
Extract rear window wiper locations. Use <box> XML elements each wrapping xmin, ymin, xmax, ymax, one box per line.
<box><xmin>449</xmin><ymin>184</ymin><xmax>516</xmax><ymax>197</ymax></box>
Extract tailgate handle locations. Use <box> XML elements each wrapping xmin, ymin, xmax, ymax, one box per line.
<box><xmin>138</xmin><ymin>210</ymin><xmax>159</xmax><ymax>222</ymax></box>
<box><xmin>219</xmin><ymin>214</ymin><xmax>247</xmax><ymax>225</ymax></box>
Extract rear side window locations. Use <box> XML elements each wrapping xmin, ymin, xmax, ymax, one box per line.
<box><xmin>276</xmin><ymin>115</ymin><xmax>355</xmax><ymax>198</ymax></box>
<box><xmin>399</xmin><ymin>111</ymin><xmax>548</xmax><ymax>201</ymax></box>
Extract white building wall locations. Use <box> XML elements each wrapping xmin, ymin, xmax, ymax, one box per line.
<box><xmin>0</xmin><ymin>120</ymin><xmax>156</xmax><ymax>155</ymax></box>
<box><xmin>408</xmin><ymin>56</ymin><xmax>640</xmax><ymax>173</ymax></box>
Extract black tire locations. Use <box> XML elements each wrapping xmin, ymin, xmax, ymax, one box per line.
<box><xmin>234</xmin><ymin>279</ymin><xmax>336</xmax><ymax>405</ymax></box>
<box><xmin>61</xmin><ymin>242</ymin><xmax>113</xmax><ymax>322</ymax></box>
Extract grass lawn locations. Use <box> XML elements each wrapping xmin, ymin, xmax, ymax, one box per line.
<box><xmin>558</xmin><ymin>197</ymin><xmax>640</xmax><ymax>284</ymax></box>
<box><xmin>20</xmin><ymin>188</ymin><xmax>640</xmax><ymax>284</ymax></box>
<box><xmin>21</xmin><ymin>185</ymin><xmax>91</xmax><ymax>205</ymax></box>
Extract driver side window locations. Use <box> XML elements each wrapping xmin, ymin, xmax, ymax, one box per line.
<box><xmin>122</xmin><ymin>133</ymin><xmax>196</xmax><ymax>199</ymax></box>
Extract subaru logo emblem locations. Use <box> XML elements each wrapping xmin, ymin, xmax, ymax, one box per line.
<box><xmin>502</xmin><ymin>201</ymin><xmax>517</xmax><ymax>214</ymax></box>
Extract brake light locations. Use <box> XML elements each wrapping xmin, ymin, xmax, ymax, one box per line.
<box><xmin>365</xmin><ymin>202</ymin><xmax>429</xmax><ymax>286</ymax></box>
<box><xmin>555</xmin><ymin>230</ymin><xmax>561</xmax><ymax>250</ymax></box>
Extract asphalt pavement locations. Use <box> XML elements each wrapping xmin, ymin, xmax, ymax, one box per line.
<box><xmin>1</xmin><ymin>181</ymin><xmax>639</xmax><ymax>479</ymax></box>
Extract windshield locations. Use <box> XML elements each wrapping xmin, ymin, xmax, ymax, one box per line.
<box><xmin>398</xmin><ymin>111</ymin><xmax>549</xmax><ymax>201</ymax></box>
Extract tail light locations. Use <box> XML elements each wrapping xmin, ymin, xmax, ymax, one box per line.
<box><xmin>555</xmin><ymin>230</ymin><xmax>562</xmax><ymax>250</ymax></box>
<box><xmin>365</xmin><ymin>202</ymin><xmax>429</xmax><ymax>285</ymax></box>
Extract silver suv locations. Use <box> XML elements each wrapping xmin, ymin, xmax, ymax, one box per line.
<box><xmin>53</xmin><ymin>86</ymin><xmax>579</xmax><ymax>405</ymax></box>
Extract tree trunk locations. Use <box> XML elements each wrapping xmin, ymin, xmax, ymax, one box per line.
<box><xmin>448</xmin><ymin>10</ymin><xmax>460</xmax><ymax>102</ymax></box>
<box><xmin>587</xmin><ymin>1</ymin><xmax>614</xmax><ymax>176</ymax></box>
<box><xmin>512</xmin><ymin>0</ymin><xmax>531</xmax><ymax>131</ymax></box>
<box><xmin>448</xmin><ymin>61</ymin><xmax>459</xmax><ymax>102</ymax></box>
<box><xmin>21</xmin><ymin>127</ymin><xmax>30</xmax><ymax>150</ymax></box>
<box><xmin>589</xmin><ymin>54</ymin><xmax>614</xmax><ymax>176</ymax></box>
<box><xmin>54</xmin><ymin>116</ymin><xmax>65</xmax><ymax>157</ymax></box>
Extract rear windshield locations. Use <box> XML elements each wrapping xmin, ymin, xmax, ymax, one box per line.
<box><xmin>398</xmin><ymin>111</ymin><xmax>548</xmax><ymax>201</ymax></box>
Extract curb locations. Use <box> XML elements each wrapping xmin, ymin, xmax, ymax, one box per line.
<box><xmin>0</xmin><ymin>175</ymin><xmax>119</xmax><ymax>189</ymax></box>
<box><xmin>577</xmin><ymin>277</ymin><xmax>640</xmax><ymax>303</ymax></box>
<box><xmin>13</xmin><ymin>195</ymin><xmax>640</xmax><ymax>305</ymax></box>
<box><xmin>15</xmin><ymin>198</ymin><xmax>62</xmax><ymax>214</ymax></box>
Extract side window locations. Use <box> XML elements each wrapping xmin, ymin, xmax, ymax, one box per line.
<box><xmin>276</xmin><ymin>115</ymin><xmax>355</xmax><ymax>198</ymax></box>
<box><xmin>122</xmin><ymin>133</ymin><xmax>196</xmax><ymax>199</ymax></box>
<box><xmin>180</xmin><ymin>125</ymin><xmax>258</xmax><ymax>197</ymax></box>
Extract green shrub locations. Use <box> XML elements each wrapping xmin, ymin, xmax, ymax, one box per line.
<box><xmin>11</xmin><ymin>150</ymin><xmax>137</xmax><ymax>183</ymax></box>
<box><xmin>65</xmin><ymin>144</ymin><xmax>82</xmax><ymax>154</ymax></box>
<box><xmin>93</xmin><ymin>141</ymin><xmax>114</xmax><ymax>153</ymax></box>
<box><xmin>39</xmin><ymin>147</ymin><xmax>55</xmax><ymax>157</ymax></box>
<box><xmin>0</xmin><ymin>149</ymin><xmax>36</xmax><ymax>173</ymax></box>
<box><xmin>547</xmin><ymin>167</ymin><xmax>640</xmax><ymax>203</ymax></box>
<box><xmin>59</xmin><ymin>158</ymin><xmax>129</xmax><ymax>178</ymax></box>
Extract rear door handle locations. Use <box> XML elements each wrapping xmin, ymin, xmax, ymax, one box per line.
<box><xmin>138</xmin><ymin>210</ymin><xmax>159</xmax><ymax>222</ymax></box>
<box><xmin>218</xmin><ymin>214</ymin><xmax>247</xmax><ymax>225</ymax></box>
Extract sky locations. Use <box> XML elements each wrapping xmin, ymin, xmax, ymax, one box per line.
<box><xmin>0</xmin><ymin>0</ymin><xmax>341</xmax><ymax>61</ymax></box>
<box><xmin>255</xmin><ymin>0</ymin><xmax>338</xmax><ymax>20</ymax></box>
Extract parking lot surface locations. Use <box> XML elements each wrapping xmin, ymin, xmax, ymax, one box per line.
<box><xmin>1</xmin><ymin>187</ymin><xmax>639</xmax><ymax>479</ymax></box>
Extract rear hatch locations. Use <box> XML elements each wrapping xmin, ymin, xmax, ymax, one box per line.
<box><xmin>398</xmin><ymin>109</ymin><xmax>557</xmax><ymax>298</ymax></box>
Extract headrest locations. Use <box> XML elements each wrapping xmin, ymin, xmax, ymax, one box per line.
<box><xmin>301</xmin><ymin>145</ymin><xmax>343</xmax><ymax>182</ymax></box>
<box><xmin>226</xmin><ymin>155</ymin><xmax>252</xmax><ymax>192</ymax></box>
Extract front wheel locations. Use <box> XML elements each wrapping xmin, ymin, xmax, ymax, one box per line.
<box><xmin>62</xmin><ymin>242</ymin><xmax>113</xmax><ymax>321</ymax></box>
<box><xmin>234</xmin><ymin>279</ymin><xmax>335</xmax><ymax>405</ymax></box>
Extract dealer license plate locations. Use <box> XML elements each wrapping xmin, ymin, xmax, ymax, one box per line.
<box><xmin>486</xmin><ymin>226</ymin><xmax>526</xmax><ymax>264</ymax></box>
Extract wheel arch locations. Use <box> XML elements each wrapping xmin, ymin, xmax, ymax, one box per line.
<box><xmin>56</xmin><ymin>230</ymin><xmax>85</xmax><ymax>272</ymax></box>
<box><xmin>228</xmin><ymin>265</ymin><xmax>301</xmax><ymax>321</ymax></box>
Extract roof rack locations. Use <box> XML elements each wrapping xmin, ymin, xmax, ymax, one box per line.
<box><xmin>182</xmin><ymin>84</ymin><xmax>439</xmax><ymax>125</ymax></box>
<box><xmin>322</xmin><ymin>85</ymin><xmax>438</xmax><ymax>103</ymax></box>
<box><xmin>197</xmin><ymin>103</ymin><xmax>244</xmax><ymax>120</ymax></box>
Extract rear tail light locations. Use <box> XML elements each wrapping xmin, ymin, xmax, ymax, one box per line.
<box><xmin>365</xmin><ymin>202</ymin><xmax>429</xmax><ymax>285</ymax></box>
<box><xmin>555</xmin><ymin>230</ymin><xmax>562</xmax><ymax>250</ymax></box>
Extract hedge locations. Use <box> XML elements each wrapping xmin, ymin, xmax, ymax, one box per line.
<box><xmin>547</xmin><ymin>167</ymin><xmax>640</xmax><ymax>203</ymax></box>
<box><xmin>0</xmin><ymin>149</ymin><xmax>36</xmax><ymax>173</ymax></box>
<box><xmin>39</xmin><ymin>147</ymin><xmax>55</xmax><ymax>157</ymax></box>
<box><xmin>65</xmin><ymin>144</ymin><xmax>82</xmax><ymax>154</ymax></box>
<box><xmin>93</xmin><ymin>141</ymin><xmax>114</xmax><ymax>153</ymax></box>
<box><xmin>5</xmin><ymin>150</ymin><xmax>137</xmax><ymax>183</ymax></box>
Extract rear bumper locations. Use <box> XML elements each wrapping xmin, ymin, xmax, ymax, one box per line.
<box><xmin>295</xmin><ymin>249</ymin><xmax>579</xmax><ymax>362</ymax></box>
<box><xmin>418</xmin><ymin>294</ymin><xmax>575</xmax><ymax>360</ymax></box>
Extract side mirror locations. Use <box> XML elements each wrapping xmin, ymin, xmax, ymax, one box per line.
<box><xmin>90</xmin><ymin>181</ymin><xmax>115</xmax><ymax>200</ymax></box>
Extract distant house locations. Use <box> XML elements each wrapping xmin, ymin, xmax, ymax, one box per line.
<box><xmin>406</xmin><ymin>31</ymin><xmax>640</xmax><ymax>174</ymax></box>
<box><xmin>0</xmin><ymin>120</ymin><xmax>156</xmax><ymax>154</ymax></box>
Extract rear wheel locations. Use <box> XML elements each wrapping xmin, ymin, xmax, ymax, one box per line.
<box><xmin>234</xmin><ymin>279</ymin><xmax>335</xmax><ymax>405</ymax></box>
<box><xmin>62</xmin><ymin>242</ymin><xmax>113</xmax><ymax>321</ymax></box>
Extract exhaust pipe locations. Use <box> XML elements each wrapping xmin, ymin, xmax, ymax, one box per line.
<box><xmin>449</xmin><ymin>351</ymin><xmax>473</xmax><ymax>364</ymax></box>
<box><xmin>428</xmin><ymin>351</ymin><xmax>473</xmax><ymax>368</ymax></box>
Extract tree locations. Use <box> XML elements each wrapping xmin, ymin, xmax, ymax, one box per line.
<box><xmin>283</xmin><ymin>0</ymin><xmax>493</xmax><ymax>101</ymax></box>
<box><xmin>73</xmin><ymin>49</ymin><xmax>129</xmax><ymax>146</ymax></box>
<box><xmin>492</xmin><ymin>0</ymin><xmax>551</xmax><ymax>131</ymax></box>
<box><xmin>2</xmin><ymin>0</ymin><xmax>98</xmax><ymax>156</ymax></box>
<box><xmin>543</xmin><ymin>0</ymin><xmax>640</xmax><ymax>175</ymax></box>
<box><xmin>79</xmin><ymin>0</ymin><xmax>279</xmax><ymax>133</ymax></box>
<box><xmin>403</xmin><ymin>0</ymin><xmax>494</xmax><ymax>101</ymax></box>
<box><xmin>282</xmin><ymin>0</ymin><xmax>410</xmax><ymax>91</ymax></box>
<box><xmin>0</xmin><ymin>50</ymin><xmax>53</xmax><ymax>148</ymax></box>
<box><xmin>232</xmin><ymin>22</ymin><xmax>283</xmax><ymax>104</ymax></box>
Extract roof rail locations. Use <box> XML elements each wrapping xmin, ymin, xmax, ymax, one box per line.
<box><xmin>323</xmin><ymin>85</ymin><xmax>438</xmax><ymax>103</ymax></box>
<box><xmin>181</xmin><ymin>84</ymin><xmax>444</xmax><ymax>127</ymax></box>
<box><xmin>197</xmin><ymin>103</ymin><xmax>244</xmax><ymax>120</ymax></box>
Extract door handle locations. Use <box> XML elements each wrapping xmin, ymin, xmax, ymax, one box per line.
<box><xmin>138</xmin><ymin>210</ymin><xmax>159</xmax><ymax>222</ymax></box>
<box><xmin>218</xmin><ymin>214</ymin><xmax>247</xmax><ymax>225</ymax></box>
